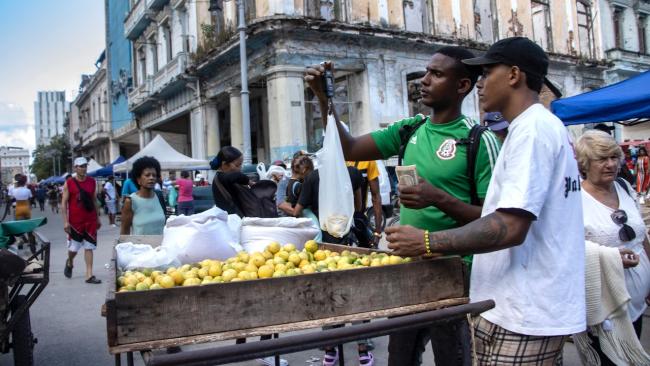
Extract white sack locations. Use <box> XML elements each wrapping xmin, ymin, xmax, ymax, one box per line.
<box><xmin>317</xmin><ymin>114</ymin><xmax>354</xmax><ymax>238</ymax></box>
<box><xmin>240</xmin><ymin>217</ymin><xmax>319</xmax><ymax>253</ymax></box>
<box><xmin>161</xmin><ymin>206</ymin><xmax>243</xmax><ymax>263</ymax></box>
<box><xmin>115</xmin><ymin>242</ymin><xmax>181</xmax><ymax>270</ymax></box>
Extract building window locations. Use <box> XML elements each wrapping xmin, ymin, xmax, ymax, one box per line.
<box><xmin>613</xmin><ymin>7</ymin><xmax>624</xmax><ymax>49</ymax></box>
<box><xmin>163</xmin><ymin>23</ymin><xmax>173</xmax><ymax>62</ymax></box>
<box><xmin>639</xmin><ymin>14</ymin><xmax>648</xmax><ymax>54</ymax></box>
<box><xmin>531</xmin><ymin>0</ymin><xmax>553</xmax><ymax>51</ymax></box>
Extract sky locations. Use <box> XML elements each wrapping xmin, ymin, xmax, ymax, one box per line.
<box><xmin>0</xmin><ymin>0</ymin><xmax>106</xmax><ymax>154</ymax></box>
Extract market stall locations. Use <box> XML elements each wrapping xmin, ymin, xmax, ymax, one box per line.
<box><xmin>113</xmin><ymin>136</ymin><xmax>209</xmax><ymax>173</ymax></box>
<box><xmin>551</xmin><ymin>70</ymin><xmax>650</xmax><ymax>126</ymax></box>
<box><xmin>89</xmin><ymin>156</ymin><xmax>125</xmax><ymax>178</ymax></box>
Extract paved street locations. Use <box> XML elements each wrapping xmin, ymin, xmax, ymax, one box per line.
<box><xmin>1</xmin><ymin>206</ymin><xmax>648</xmax><ymax>366</ymax></box>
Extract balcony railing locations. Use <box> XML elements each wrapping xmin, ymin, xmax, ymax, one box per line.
<box><xmin>124</xmin><ymin>0</ymin><xmax>153</xmax><ymax>40</ymax></box>
<box><xmin>151</xmin><ymin>52</ymin><xmax>188</xmax><ymax>94</ymax></box>
<box><xmin>148</xmin><ymin>0</ymin><xmax>168</xmax><ymax>10</ymax></box>
<box><xmin>605</xmin><ymin>48</ymin><xmax>650</xmax><ymax>65</ymax></box>
<box><xmin>81</xmin><ymin>122</ymin><xmax>111</xmax><ymax>144</ymax></box>
<box><xmin>128</xmin><ymin>77</ymin><xmax>152</xmax><ymax>108</ymax></box>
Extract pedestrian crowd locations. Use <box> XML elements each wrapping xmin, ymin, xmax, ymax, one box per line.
<box><xmin>5</xmin><ymin>35</ymin><xmax>649</xmax><ymax>365</ymax></box>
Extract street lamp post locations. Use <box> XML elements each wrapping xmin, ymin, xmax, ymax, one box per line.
<box><xmin>237</xmin><ymin>0</ymin><xmax>252</xmax><ymax>165</ymax></box>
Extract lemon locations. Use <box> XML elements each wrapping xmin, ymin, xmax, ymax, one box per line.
<box><xmin>249</xmin><ymin>272</ymin><xmax>258</xmax><ymax>279</ymax></box>
<box><xmin>258</xmin><ymin>265</ymin><xmax>274</xmax><ymax>278</ymax></box>
<box><xmin>204</xmin><ymin>275</ymin><xmax>213</xmax><ymax>281</ymax></box>
<box><xmin>118</xmin><ymin>287</ymin><xmax>130</xmax><ymax>292</ymax></box>
<box><xmin>274</xmin><ymin>263</ymin><xmax>287</xmax><ymax>273</ymax></box>
<box><xmin>117</xmin><ymin>276</ymin><xmax>126</xmax><ymax>287</ymax></box>
<box><xmin>214</xmin><ymin>276</ymin><xmax>224</xmax><ymax>282</ymax></box>
<box><xmin>170</xmin><ymin>271</ymin><xmax>185</xmax><ymax>285</ymax></box>
<box><xmin>288</xmin><ymin>253</ymin><xmax>301</xmax><ymax>266</ymax></box>
<box><xmin>265</xmin><ymin>259</ymin><xmax>275</xmax><ymax>266</ymax></box>
<box><xmin>150</xmin><ymin>283</ymin><xmax>163</xmax><ymax>290</ymax></box>
<box><xmin>304</xmin><ymin>240</ymin><xmax>318</xmax><ymax>253</ymax></box>
<box><xmin>135</xmin><ymin>272</ymin><xmax>146</xmax><ymax>282</ymax></box>
<box><xmin>142</xmin><ymin>268</ymin><xmax>153</xmax><ymax>277</ymax></box>
<box><xmin>231</xmin><ymin>262</ymin><xmax>245</xmax><ymax>272</ymax></box>
<box><xmin>135</xmin><ymin>282</ymin><xmax>150</xmax><ymax>291</ymax></box>
<box><xmin>360</xmin><ymin>257</ymin><xmax>371</xmax><ymax>266</ymax></box>
<box><xmin>181</xmin><ymin>264</ymin><xmax>191</xmax><ymax>272</ymax></box>
<box><xmin>251</xmin><ymin>255</ymin><xmax>266</xmax><ymax>267</ymax></box>
<box><xmin>201</xmin><ymin>278</ymin><xmax>212</xmax><ymax>285</ymax></box>
<box><xmin>273</xmin><ymin>257</ymin><xmax>286</xmax><ymax>265</ymax></box>
<box><xmin>222</xmin><ymin>263</ymin><xmax>234</xmax><ymax>272</ymax></box>
<box><xmin>151</xmin><ymin>271</ymin><xmax>162</xmax><ymax>280</ymax></box>
<box><xmin>125</xmin><ymin>276</ymin><xmax>139</xmax><ymax>287</ymax></box>
<box><xmin>314</xmin><ymin>250</ymin><xmax>327</xmax><ymax>261</ymax></box>
<box><xmin>183</xmin><ymin>271</ymin><xmax>198</xmax><ymax>280</ymax></box>
<box><xmin>302</xmin><ymin>264</ymin><xmax>316</xmax><ymax>274</ymax></box>
<box><xmin>222</xmin><ymin>269</ymin><xmax>237</xmax><ymax>282</ymax></box>
<box><xmin>197</xmin><ymin>268</ymin><xmax>208</xmax><ymax>279</ymax></box>
<box><xmin>200</xmin><ymin>259</ymin><xmax>212</xmax><ymax>268</ymax></box>
<box><xmin>341</xmin><ymin>250</ymin><xmax>351</xmax><ymax>257</ymax></box>
<box><xmin>381</xmin><ymin>256</ymin><xmax>391</xmax><ymax>266</ymax></box>
<box><xmin>166</xmin><ymin>267</ymin><xmax>176</xmax><ymax>275</ymax></box>
<box><xmin>183</xmin><ymin>278</ymin><xmax>200</xmax><ymax>286</ymax></box>
<box><xmin>328</xmin><ymin>262</ymin><xmax>337</xmax><ymax>270</ymax></box>
<box><xmin>370</xmin><ymin>258</ymin><xmax>381</xmax><ymax>267</ymax></box>
<box><xmin>389</xmin><ymin>255</ymin><xmax>403</xmax><ymax>265</ymax></box>
<box><xmin>231</xmin><ymin>278</ymin><xmax>244</xmax><ymax>282</ymax></box>
<box><xmin>285</xmin><ymin>262</ymin><xmax>295</xmax><ymax>270</ymax></box>
<box><xmin>245</xmin><ymin>263</ymin><xmax>258</xmax><ymax>273</ymax></box>
<box><xmin>298</xmin><ymin>252</ymin><xmax>309</xmax><ymax>261</ymax></box>
<box><xmin>159</xmin><ymin>275</ymin><xmax>175</xmax><ymax>288</ymax></box>
<box><xmin>238</xmin><ymin>271</ymin><xmax>252</xmax><ymax>280</ymax></box>
<box><xmin>125</xmin><ymin>284</ymin><xmax>136</xmax><ymax>291</ymax></box>
<box><xmin>208</xmin><ymin>264</ymin><xmax>222</xmax><ymax>277</ymax></box>
<box><xmin>143</xmin><ymin>277</ymin><xmax>154</xmax><ymax>287</ymax></box>
<box><xmin>238</xmin><ymin>251</ymin><xmax>250</xmax><ymax>263</ymax></box>
<box><xmin>267</xmin><ymin>242</ymin><xmax>281</xmax><ymax>254</ymax></box>
<box><xmin>286</xmin><ymin>268</ymin><xmax>298</xmax><ymax>276</ymax></box>
<box><xmin>272</xmin><ymin>271</ymin><xmax>286</xmax><ymax>277</ymax></box>
<box><xmin>275</xmin><ymin>250</ymin><xmax>290</xmax><ymax>261</ymax></box>
<box><xmin>283</xmin><ymin>243</ymin><xmax>296</xmax><ymax>252</ymax></box>
<box><xmin>262</xmin><ymin>250</ymin><xmax>274</xmax><ymax>260</ymax></box>
<box><xmin>299</xmin><ymin>259</ymin><xmax>310</xmax><ymax>269</ymax></box>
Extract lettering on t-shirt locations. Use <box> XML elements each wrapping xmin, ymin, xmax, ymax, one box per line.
<box><xmin>409</xmin><ymin>135</ymin><xmax>417</xmax><ymax>145</ymax></box>
<box><xmin>564</xmin><ymin>175</ymin><xmax>581</xmax><ymax>198</ymax></box>
<box><xmin>436</xmin><ymin>139</ymin><xmax>457</xmax><ymax>160</ymax></box>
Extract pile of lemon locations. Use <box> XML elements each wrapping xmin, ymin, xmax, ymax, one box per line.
<box><xmin>116</xmin><ymin>240</ymin><xmax>409</xmax><ymax>292</ymax></box>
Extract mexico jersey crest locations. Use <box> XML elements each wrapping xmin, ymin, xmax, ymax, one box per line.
<box><xmin>436</xmin><ymin>139</ymin><xmax>457</xmax><ymax>160</ymax></box>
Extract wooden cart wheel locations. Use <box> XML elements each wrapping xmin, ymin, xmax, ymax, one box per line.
<box><xmin>11</xmin><ymin>295</ymin><xmax>34</xmax><ymax>366</ymax></box>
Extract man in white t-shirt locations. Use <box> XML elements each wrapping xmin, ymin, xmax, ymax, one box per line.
<box><xmin>385</xmin><ymin>37</ymin><xmax>586</xmax><ymax>364</ymax></box>
<box><xmin>102</xmin><ymin>175</ymin><xmax>118</xmax><ymax>227</ymax></box>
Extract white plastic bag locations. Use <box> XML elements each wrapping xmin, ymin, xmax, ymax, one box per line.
<box><xmin>257</xmin><ymin>162</ymin><xmax>287</xmax><ymax>181</ymax></box>
<box><xmin>317</xmin><ymin>114</ymin><xmax>354</xmax><ymax>238</ymax></box>
<box><xmin>161</xmin><ymin>206</ymin><xmax>243</xmax><ymax>263</ymax></box>
<box><xmin>240</xmin><ymin>217</ymin><xmax>320</xmax><ymax>253</ymax></box>
<box><xmin>115</xmin><ymin>242</ymin><xmax>181</xmax><ymax>270</ymax></box>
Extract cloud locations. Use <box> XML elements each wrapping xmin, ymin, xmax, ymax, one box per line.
<box><xmin>0</xmin><ymin>101</ymin><xmax>31</xmax><ymax>131</ymax></box>
<box><xmin>0</xmin><ymin>125</ymin><xmax>35</xmax><ymax>153</ymax></box>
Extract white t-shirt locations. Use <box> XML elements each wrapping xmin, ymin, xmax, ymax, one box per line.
<box><xmin>12</xmin><ymin>187</ymin><xmax>32</xmax><ymax>201</ymax></box>
<box><xmin>104</xmin><ymin>182</ymin><xmax>116</xmax><ymax>201</ymax></box>
<box><xmin>470</xmin><ymin>103</ymin><xmax>586</xmax><ymax>336</ymax></box>
<box><xmin>582</xmin><ymin>181</ymin><xmax>650</xmax><ymax>321</ymax></box>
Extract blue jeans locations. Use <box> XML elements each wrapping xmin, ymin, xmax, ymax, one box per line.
<box><xmin>177</xmin><ymin>201</ymin><xmax>194</xmax><ymax>216</ymax></box>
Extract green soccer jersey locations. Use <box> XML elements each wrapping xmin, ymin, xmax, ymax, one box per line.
<box><xmin>371</xmin><ymin>114</ymin><xmax>501</xmax><ymax>233</ymax></box>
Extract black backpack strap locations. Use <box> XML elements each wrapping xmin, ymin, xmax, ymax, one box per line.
<box><xmin>615</xmin><ymin>177</ymin><xmax>633</xmax><ymax>198</ymax></box>
<box><xmin>457</xmin><ymin>124</ymin><xmax>489</xmax><ymax>206</ymax></box>
<box><xmin>398</xmin><ymin>114</ymin><xmax>427</xmax><ymax>166</ymax></box>
<box><xmin>154</xmin><ymin>190</ymin><xmax>168</xmax><ymax>220</ymax></box>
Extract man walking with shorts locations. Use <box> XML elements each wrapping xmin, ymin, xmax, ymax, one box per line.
<box><xmin>62</xmin><ymin>157</ymin><xmax>102</xmax><ymax>284</ymax></box>
<box><xmin>103</xmin><ymin>175</ymin><xmax>119</xmax><ymax>227</ymax></box>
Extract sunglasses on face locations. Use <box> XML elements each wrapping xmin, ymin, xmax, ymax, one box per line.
<box><xmin>611</xmin><ymin>209</ymin><xmax>636</xmax><ymax>242</ymax></box>
<box><xmin>76</xmin><ymin>164</ymin><xmax>87</xmax><ymax>168</ymax></box>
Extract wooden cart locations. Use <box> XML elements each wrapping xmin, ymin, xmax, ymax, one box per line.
<box><xmin>104</xmin><ymin>235</ymin><xmax>470</xmax><ymax>365</ymax></box>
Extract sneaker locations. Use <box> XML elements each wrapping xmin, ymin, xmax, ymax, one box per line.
<box><xmin>322</xmin><ymin>349</ymin><xmax>338</xmax><ymax>366</ymax></box>
<box><xmin>259</xmin><ymin>356</ymin><xmax>288</xmax><ymax>366</ymax></box>
<box><xmin>64</xmin><ymin>259</ymin><xmax>73</xmax><ymax>278</ymax></box>
<box><xmin>359</xmin><ymin>351</ymin><xmax>374</xmax><ymax>366</ymax></box>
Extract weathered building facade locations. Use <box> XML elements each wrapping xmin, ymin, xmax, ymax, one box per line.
<box><xmin>72</xmin><ymin>55</ymin><xmax>112</xmax><ymax>165</ymax></box>
<box><xmin>193</xmin><ymin>0</ymin><xmax>623</xmax><ymax>162</ymax></box>
<box><xmin>122</xmin><ymin>0</ymin><xmax>212</xmax><ymax>160</ymax></box>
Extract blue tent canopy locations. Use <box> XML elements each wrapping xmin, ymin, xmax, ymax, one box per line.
<box><xmin>551</xmin><ymin>71</ymin><xmax>650</xmax><ymax>126</ymax></box>
<box><xmin>88</xmin><ymin>156</ymin><xmax>126</xmax><ymax>177</ymax></box>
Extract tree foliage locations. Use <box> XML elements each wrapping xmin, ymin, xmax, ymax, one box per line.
<box><xmin>30</xmin><ymin>135</ymin><xmax>72</xmax><ymax>180</ymax></box>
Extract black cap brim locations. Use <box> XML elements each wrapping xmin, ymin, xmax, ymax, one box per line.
<box><xmin>462</xmin><ymin>56</ymin><xmax>501</xmax><ymax>66</ymax></box>
<box><xmin>544</xmin><ymin>77</ymin><xmax>562</xmax><ymax>98</ymax></box>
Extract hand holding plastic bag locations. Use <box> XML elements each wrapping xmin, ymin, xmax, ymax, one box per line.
<box><xmin>317</xmin><ymin>114</ymin><xmax>354</xmax><ymax>238</ymax></box>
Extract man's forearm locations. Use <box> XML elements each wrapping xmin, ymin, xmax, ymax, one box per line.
<box><xmin>433</xmin><ymin>190</ymin><xmax>483</xmax><ymax>225</ymax></box>
<box><xmin>429</xmin><ymin>211</ymin><xmax>530</xmax><ymax>255</ymax></box>
<box><xmin>61</xmin><ymin>202</ymin><xmax>68</xmax><ymax>223</ymax></box>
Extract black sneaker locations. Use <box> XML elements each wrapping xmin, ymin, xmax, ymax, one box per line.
<box><xmin>64</xmin><ymin>259</ymin><xmax>73</xmax><ymax>278</ymax></box>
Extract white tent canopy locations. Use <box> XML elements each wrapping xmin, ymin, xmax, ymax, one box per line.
<box><xmin>113</xmin><ymin>135</ymin><xmax>209</xmax><ymax>173</ymax></box>
<box><xmin>87</xmin><ymin>159</ymin><xmax>103</xmax><ymax>172</ymax></box>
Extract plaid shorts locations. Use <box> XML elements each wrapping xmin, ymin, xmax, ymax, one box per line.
<box><xmin>472</xmin><ymin>316</ymin><xmax>566</xmax><ymax>365</ymax></box>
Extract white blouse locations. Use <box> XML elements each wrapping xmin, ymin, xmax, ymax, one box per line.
<box><xmin>582</xmin><ymin>182</ymin><xmax>650</xmax><ymax>321</ymax></box>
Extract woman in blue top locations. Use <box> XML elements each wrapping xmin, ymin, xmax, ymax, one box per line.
<box><xmin>120</xmin><ymin>157</ymin><xmax>166</xmax><ymax>235</ymax></box>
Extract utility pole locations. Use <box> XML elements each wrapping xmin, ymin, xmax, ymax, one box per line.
<box><xmin>237</xmin><ymin>0</ymin><xmax>252</xmax><ymax>164</ymax></box>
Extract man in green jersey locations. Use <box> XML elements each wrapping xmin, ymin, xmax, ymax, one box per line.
<box><xmin>305</xmin><ymin>46</ymin><xmax>500</xmax><ymax>365</ymax></box>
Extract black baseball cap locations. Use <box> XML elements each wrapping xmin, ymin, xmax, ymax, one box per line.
<box><xmin>463</xmin><ymin>37</ymin><xmax>561</xmax><ymax>97</ymax></box>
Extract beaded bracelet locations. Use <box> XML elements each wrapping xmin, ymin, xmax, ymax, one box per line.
<box><xmin>424</xmin><ymin>230</ymin><xmax>432</xmax><ymax>255</ymax></box>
